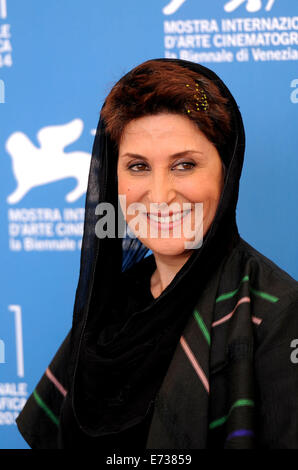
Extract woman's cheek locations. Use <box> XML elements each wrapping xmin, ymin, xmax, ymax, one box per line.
<box><xmin>126</xmin><ymin>181</ymin><xmax>146</xmax><ymax>202</ymax></box>
<box><xmin>179</xmin><ymin>179</ymin><xmax>208</xmax><ymax>203</ymax></box>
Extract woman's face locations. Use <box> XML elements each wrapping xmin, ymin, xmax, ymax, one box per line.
<box><xmin>117</xmin><ymin>113</ymin><xmax>224</xmax><ymax>257</ymax></box>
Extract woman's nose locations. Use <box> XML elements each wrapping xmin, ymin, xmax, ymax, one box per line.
<box><xmin>148</xmin><ymin>170</ymin><xmax>176</xmax><ymax>205</ymax></box>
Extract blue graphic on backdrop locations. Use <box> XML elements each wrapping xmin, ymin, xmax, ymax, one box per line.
<box><xmin>163</xmin><ymin>0</ymin><xmax>276</xmax><ymax>15</ymax></box>
<box><xmin>0</xmin><ymin>0</ymin><xmax>297</xmax><ymax>449</ymax></box>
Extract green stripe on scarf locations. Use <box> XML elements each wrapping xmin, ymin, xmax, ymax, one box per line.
<box><xmin>193</xmin><ymin>310</ymin><xmax>210</xmax><ymax>346</ymax></box>
<box><xmin>209</xmin><ymin>398</ymin><xmax>254</xmax><ymax>429</ymax></box>
<box><xmin>33</xmin><ymin>389</ymin><xmax>59</xmax><ymax>427</ymax></box>
<box><xmin>215</xmin><ymin>275</ymin><xmax>278</xmax><ymax>303</ymax></box>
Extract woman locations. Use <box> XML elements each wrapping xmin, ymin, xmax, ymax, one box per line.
<box><xmin>16</xmin><ymin>59</ymin><xmax>298</xmax><ymax>449</ymax></box>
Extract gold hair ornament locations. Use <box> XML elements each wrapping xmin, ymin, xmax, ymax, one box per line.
<box><xmin>185</xmin><ymin>82</ymin><xmax>209</xmax><ymax>113</ymax></box>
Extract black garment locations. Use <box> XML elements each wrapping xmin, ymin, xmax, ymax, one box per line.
<box><xmin>16</xmin><ymin>59</ymin><xmax>298</xmax><ymax>449</ymax></box>
<box><xmin>68</xmin><ymin>59</ymin><xmax>242</xmax><ymax>440</ymax></box>
<box><xmin>59</xmin><ymin>390</ymin><xmax>155</xmax><ymax>450</ymax></box>
<box><xmin>16</xmin><ymin>238</ymin><xmax>298</xmax><ymax>449</ymax></box>
<box><xmin>58</xmin><ymin>254</ymin><xmax>157</xmax><ymax>449</ymax></box>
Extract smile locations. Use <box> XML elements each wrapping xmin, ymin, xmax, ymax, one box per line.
<box><xmin>145</xmin><ymin>209</ymin><xmax>191</xmax><ymax>227</ymax></box>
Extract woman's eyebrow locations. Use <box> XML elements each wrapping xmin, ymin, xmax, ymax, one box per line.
<box><xmin>170</xmin><ymin>150</ymin><xmax>204</xmax><ymax>158</ymax></box>
<box><xmin>119</xmin><ymin>150</ymin><xmax>204</xmax><ymax>160</ymax></box>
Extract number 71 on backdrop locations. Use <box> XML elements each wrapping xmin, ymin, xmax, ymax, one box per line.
<box><xmin>0</xmin><ymin>305</ymin><xmax>24</xmax><ymax>377</ymax></box>
<box><xmin>0</xmin><ymin>0</ymin><xmax>7</xmax><ymax>19</ymax></box>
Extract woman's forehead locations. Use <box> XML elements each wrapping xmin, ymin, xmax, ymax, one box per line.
<box><xmin>118</xmin><ymin>113</ymin><xmax>216</xmax><ymax>161</ymax></box>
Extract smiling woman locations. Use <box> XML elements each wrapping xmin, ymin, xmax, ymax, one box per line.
<box><xmin>102</xmin><ymin>59</ymin><xmax>230</xmax><ymax>298</ymax></box>
<box><xmin>117</xmin><ymin>114</ymin><xmax>224</xmax><ymax>297</ymax></box>
<box><xmin>16</xmin><ymin>59</ymin><xmax>298</xmax><ymax>450</ymax></box>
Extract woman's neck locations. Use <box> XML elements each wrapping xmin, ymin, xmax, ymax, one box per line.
<box><xmin>150</xmin><ymin>251</ymin><xmax>192</xmax><ymax>299</ymax></box>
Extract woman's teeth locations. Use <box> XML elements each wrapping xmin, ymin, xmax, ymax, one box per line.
<box><xmin>147</xmin><ymin>210</ymin><xmax>190</xmax><ymax>224</ymax></box>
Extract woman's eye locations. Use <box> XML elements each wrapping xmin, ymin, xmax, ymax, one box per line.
<box><xmin>128</xmin><ymin>163</ymin><xmax>148</xmax><ymax>172</ymax></box>
<box><xmin>174</xmin><ymin>162</ymin><xmax>195</xmax><ymax>171</ymax></box>
<box><xmin>127</xmin><ymin>161</ymin><xmax>195</xmax><ymax>172</ymax></box>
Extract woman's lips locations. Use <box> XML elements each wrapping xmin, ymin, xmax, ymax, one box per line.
<box><xmin>143</xmin><ymin>209</ymin><xmax>192</xmax><ymax>230</ymax></box>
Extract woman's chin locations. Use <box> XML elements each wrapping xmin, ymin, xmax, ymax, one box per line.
<box><xmin>141</xmin><ymin>238</ymin><xmax>193</xmax><ymax>257</ymax></box>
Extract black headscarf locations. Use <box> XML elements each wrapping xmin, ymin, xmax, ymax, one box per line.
<box><xmin>66</xmin><ymin>58</ymin><xmax>245</xmax><ymax>437</ymax></box>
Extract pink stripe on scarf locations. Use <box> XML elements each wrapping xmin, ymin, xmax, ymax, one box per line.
<box><xmin>45</xmin><ymin>367</ymin><xmax>67</xmax><ymax>397</ymax></box>
<box><xmin>180</xmin><ymin>336</ymin><xmax>209</xmax><ymax>393</ymax></box>
<box><xmin>211</xmin><ymin>297</ymin><xmax>251</xmax><ymax>327</ymax></box>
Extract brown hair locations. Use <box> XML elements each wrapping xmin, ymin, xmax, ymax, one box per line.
<box><xmin>101</xmin><ymin>60</ymin><xmax>231</xmax><ymax>150</ymax></box>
